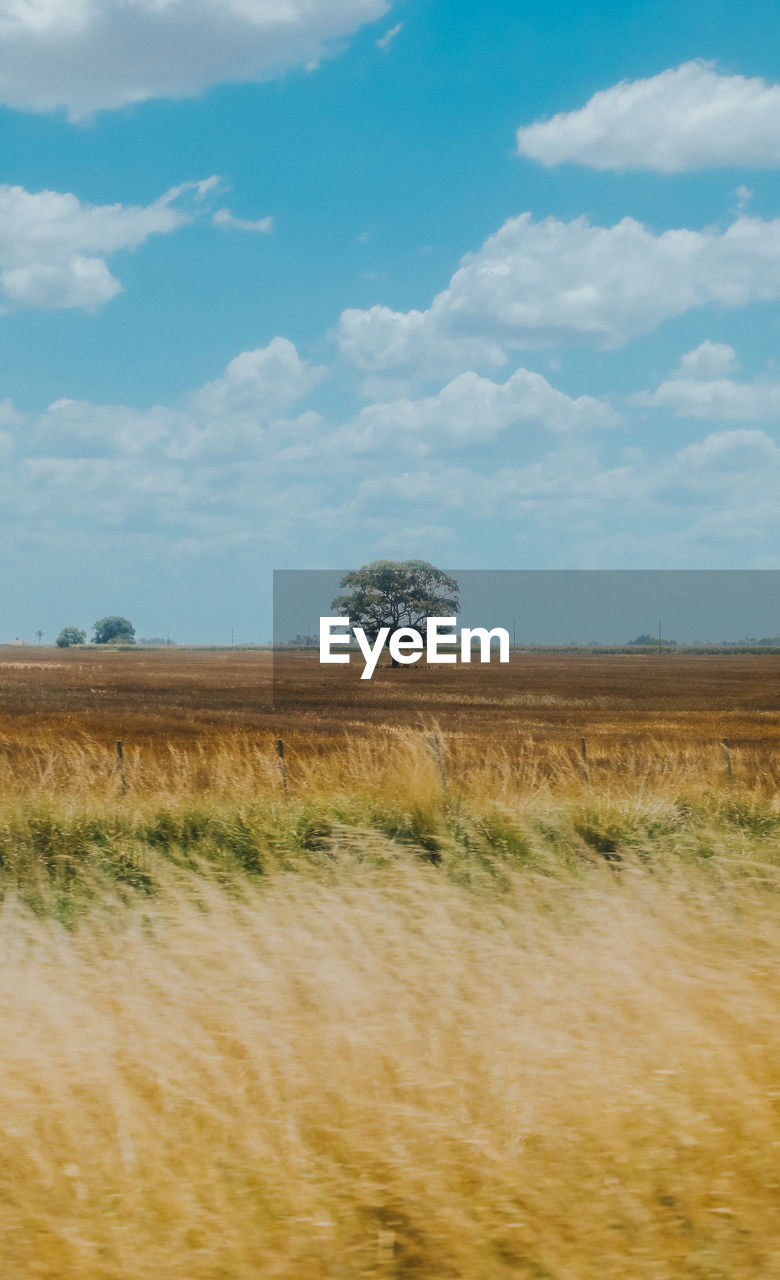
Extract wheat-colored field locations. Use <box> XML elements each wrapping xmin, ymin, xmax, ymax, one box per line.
<box><xmin>1</xmin><ymin>646</ymin><xmax>780</xmax><ymax>1277</ymax></box>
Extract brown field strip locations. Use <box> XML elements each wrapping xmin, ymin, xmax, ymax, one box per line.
<box><xmin>0</xmin><ymin>644</ymin><xmax>778</xmax><ymax>796</ymax></box>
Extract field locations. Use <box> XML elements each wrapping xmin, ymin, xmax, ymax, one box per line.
<box><xmin>2</xmin><ymin>645</ymin><xmax>780</xmax><ymax>1277</ymax></box>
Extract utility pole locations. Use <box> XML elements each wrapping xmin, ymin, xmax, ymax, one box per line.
<box><xmin>658</xmin><ymin>617</ymin><xmax>662</xmax><ymax>654</ymax></box>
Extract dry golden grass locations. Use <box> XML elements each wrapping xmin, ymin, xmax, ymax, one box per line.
<box><xmin>1</xmin><ymin>648</ymin><xmax>779</xmax><ymax>1276</ymax></box>
<box><xmin>2</xmin><ymin>864</ymin><xmax>780</xmax><ymax>1278</ymax></box>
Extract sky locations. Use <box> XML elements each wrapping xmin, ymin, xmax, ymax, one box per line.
<box><xmin>3</xmin><ymin>0</ymin><xmax>780</xmax><ymax>642</ymax></box>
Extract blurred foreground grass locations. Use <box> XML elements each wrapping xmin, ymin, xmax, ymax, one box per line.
<box><xmin>1</xmin><ymin>728</ymin><xmax>780</xmax><ymax>1276</ymax></box>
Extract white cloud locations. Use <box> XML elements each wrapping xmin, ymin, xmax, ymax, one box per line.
<box><xmin>0</xmin><ymin>336</ymin><xmax>336</xmax><ymax>551</ymax></box>
<box><xmin>676</xmin><ymin>429</ymin><xmax>780</xmax><ymax>473</ymax></box>
<box><xmin>32</xmin><ymin>398</ymin><xmax>195</xmax><ymax>458</ymax></box>
<box><xmin>213</xmin><ymin>208</ymin><xmax>273</xmax><ymax>234</ymax></box>
<box><xmin>338</xmin><ymin>303</ymin><xmax>506</xmax><ymax>388</ymax></box>
<box><xmin>0</xmin><ymin>397</ymin><xmax>25</xmax><ymax>429</ymax></box>
<box><xmin>191</xmin><ymin>337</ymin><xmax>327</xmax><ymax>423</ymax></box>
<box><xmin>339</xmin><ymin>213</ymin><xmax>780</xmax><ymax>376</ymax></box>
<box><xmin>516</xmin><ymin>61</ymin><xmax>780</xmax><ymax>173</ymax></box>
<box><xmin>6</xmin><ymin>331</ymin><xmax>780</xmax><ymax>567</ymax></box>
<box><xmin>0</xmin><ymin>337</ymin><xmax>625</xmax><ymax>551</ymax></box>
<box><xmin>1</xmin><ymin>256</ymin><xmax>121</xmax><ymax>310</ymax></box>
<box><xmin>0</xmin><ymin>178</ymin><xmax>218</xmax><ymax>311</ymax></box>
<box><xmin>376</xmin><ymin>21</ymin><xmax>403</xmax><ymax>50</ymax></box>
<box><xmin>0</xmin><ymin>0</ymin><xmax>391</xmax><ymax>119</ymax></box>
<box><xmin>347</xmin><ymin>424</ymin><xmax>780</xmax><ymax>558</ymax></box>
<box><xmin>330</xmin><ymin>367</ymin><xmax>618</xmax><ymax>455</ymax></box>
<box><xmin>635</xmin><ymin>342</ymin><xmax>780</xmax><ymax>419</ymax></box>
<box><xmin>355</xmin><ymin>451</ymin><xmax>642</xmax><ymax>520</ymax></box>
<box><xmin>24</xmin><ymin>338</ymin><xmax>327</xmax><ymax>466</ymax></box>
<box><xmin>661</xmin><ymin>429</ymin><xmax>780</xmax><ymax>538</ymax></box>
<box><xmin>676</xmin><ymin>340</ymin><xmax>739</xmax><ymax>379</ymax></box>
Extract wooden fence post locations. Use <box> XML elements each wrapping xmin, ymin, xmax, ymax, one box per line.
<box><xmin>116</xmin><ymin>739</ymin><xmax>127</xmax><ymax>795</ymax></box>
<box><xmin>276</xmin><ymin>738</ymin><xmax>288</xmax><ymax>794</ymax></box>
<box><xmin>721</xmin><ymin>740</ymin><xmax>734</xmax><ymax>784</ymax></box>
<box><xmin>580</xmin><ymin>736</ymin><xmax>590</xmax><ymax>785</ymax></box>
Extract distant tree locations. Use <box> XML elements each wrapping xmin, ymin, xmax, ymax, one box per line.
<box><xmin>93</xmin><ymin>616</ymin><xmax>136</xmax><ymax>645</ymax></box>
<box><xmin>628</xmin><ymin>633</ymin><xmax>677</xmax><ymax>647</ymax></box>
<box><xmin>35</xmin><ymin>629</ymin><xmax>44</xmax><ymax>645</ymax></box>
<box><xmin>56</xmin><ymin>626</ymin><xmax>86</xmax><ymax>648</ymax></box>
<box><xmin>331</xmin><ymin>560</ymin><xmax>460</xmax><ymax>667</ymax></box>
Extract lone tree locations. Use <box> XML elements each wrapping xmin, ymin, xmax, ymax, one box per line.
<box><xmin>56</xmin><ymin>626</ymin><xmax>86</xmax><ymax>648</ymax></box>
<box><xmin>93</xmin><ymin>616</ymin><xmax>136</xmax><ymax>645</ymax></box>
<box><xmin>331</xmin><ymin>560</ymin><xmax>460</xmax><ymax>667</ymax></box>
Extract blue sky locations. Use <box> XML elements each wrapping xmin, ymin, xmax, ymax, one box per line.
<box><xmin>3</xmin><ymin>0</ymin><xmax>780</xmax><ymax>642</ymax></box>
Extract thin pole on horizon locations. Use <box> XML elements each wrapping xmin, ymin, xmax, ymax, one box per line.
<box><xmin>658</xmin><ymin>618</ymin><xmax>662</xmax><ymax>654</ymax></box>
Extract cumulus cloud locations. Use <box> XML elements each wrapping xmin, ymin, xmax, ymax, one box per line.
<box><xmin>6</xmin><ymin>331</ymin><xmax>780</xmax><ymax>566</ymax></box>
<box><xmin>25</xmin><ymin>338</ymin><xmax>328</xmax><ymax>466</ymax></box>
<box><xmin>516</xmin><ymin>61</ymin><xmax>780</xmax><ymax>172</ymax></box>
<box><xmin>675</xmin><ymin>340</ymin><xmax>739</xmax><ymax>379</ymax></box>
<box><xmin>0</xmin><ymin>335</ymin><xmax>626</xmax><ymax>553</ymax></box>
<box><xmin>0</xmin><ymin>336</ymin><xmax>335</xmax><ymax>553</ymax></box>
<box><xmin>349</xmin><ymin>424</ymin><xmax>780</xmax><ymax>556</ymax></box>
<box><xmin>0</xmin><ymin>177</ymin><xmax>218</xmax><ymax>311</ymax></box>
<box><xmin>635</xmin><ymin>342</ymin><xmax>780</xmax><ymax>419</ymax></box>
<box><xmin>676</xmin><ymin>428</ymin><xmax>780</xmax><ymax>473</ymax></box>
<box><xmin>330</xmin><ymin>367</ymin><xmax>619</xmax><ymax>455</ymax></box>
<box><xmin>0</xmin><ymin>0</ymin><xmax>391</xmax><ymax>119</ymax></box>
<box><xmin>338</xmin><ymin>303</ymin><xmax>506</xmax><ymax>389</ymax></box>
<box><xmin>25</xmin><ymin>343</ymin><xmax>612</xmax><ymax>478</ymax></box>
<box><xmin>339</xmin><ymin>213</ymin><xmax>780</xmax><ymax>376</ymax></box>
<box><xmin>661</xmin><ymin>429</ymin><xmax>780</xmax><ymax>539</ymax></box>
<box><xmin>191</xmin><ymin>337</ymin><xmax>327</xmax><ymax>423</ymax></box>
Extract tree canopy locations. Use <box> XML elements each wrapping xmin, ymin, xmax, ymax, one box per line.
<box><xmin>331</xmin><ymin>560</ymin><xmax>460</xmax><ymax>645</ymax></box>
<box><xmin>56</xmin><ymin>626</ymin><xmax>86</xmax><ymax>648</ymax></box>
<box><xmin>93</xmin><ymin>616</ymin><xmax>136</xmax><ymax>645</ymax></box>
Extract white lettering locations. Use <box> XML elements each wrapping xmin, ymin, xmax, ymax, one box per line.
<box><xmin>461</xmin><ymin>627</ymin><xmax>510</xmax><ymax>663</ymax></box>
<box><xmin>320</xmin><ymin>617</ymin><xmax>351</xmax><ymax>664</ymax></box>
<box><xmin>427</xmin><ymin>617</ymin><xmax>458</xmax><ymax>664</ymax></box>
<box><xmin>318</xmin><ymin>616</ymin><xmax>512</xmax><ymax>677</ymax></box>
<box><xmin>354</xmin><ymin>626</ymin><xmax>391</xmax><ymax>680</ymax></box>
<box><xmin>389</xmin><ymin>627</ymin><xmax>424</xmax><ymax>665</ymax></box>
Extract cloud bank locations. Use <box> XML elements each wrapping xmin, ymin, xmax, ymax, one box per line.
<box><xmin>2</xmin><ymin>334</ymin><xmax>780</xmax><ymax>568</ymax></box>
<box><xmin>339</xmin><ymin>213</ymin><xmax>780</xmax><ymax>378</ymax></box>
